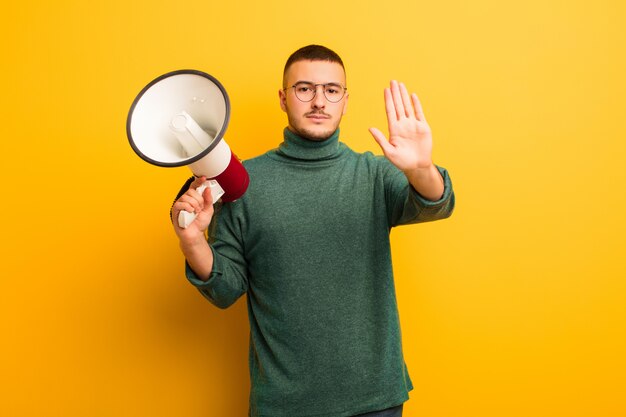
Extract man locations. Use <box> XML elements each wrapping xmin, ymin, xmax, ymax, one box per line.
<box><xmin>171</xmin><ymin>45</ymin><xmax>455</xmax><ymax>417</ymax></box>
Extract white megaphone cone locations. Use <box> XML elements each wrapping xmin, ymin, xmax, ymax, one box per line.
<box><xmin>126</xmin><ymin>70</ymin><xmax>249</xmax><ymax>228</ymax></box>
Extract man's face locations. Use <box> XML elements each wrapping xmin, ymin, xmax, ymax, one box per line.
<box><xmin>279</xmin><ymin>60</ymin><xmax>348</xmax><ymax>141</ymax></box>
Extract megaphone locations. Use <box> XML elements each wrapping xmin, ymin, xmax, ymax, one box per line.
<box><xmin>126</xmin><ymin>69</ymin><xmax>249</xmax><ymax>228</ymax></box>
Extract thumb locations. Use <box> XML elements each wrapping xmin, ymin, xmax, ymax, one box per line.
<box><xmin>369</xmin><ymin>127</ymin><xmax>394</xmax><ymax>156</ymax></box>
<box><xmin>200</xmin><ymin>185</ymin><xmax>214</xmax><ymax>212</ymax></box>
<box><xmin>191</xmin><ymin>185</ymin><xmax>214</xmax><ymax>228</ymax></box>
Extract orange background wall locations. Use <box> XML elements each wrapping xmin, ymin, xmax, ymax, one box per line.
<box><xmin>1</xmin><ymin>1</ymin><xmax>625</xmax><ymax>416</ymax></box>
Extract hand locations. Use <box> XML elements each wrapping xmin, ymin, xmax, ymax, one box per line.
<box><xmin>369</xmin><ymin>80</ymin><xmax>434</xmax><ymax>173</ymax></box>
<box><xmin>171</xmin><ymin>176</ymin><xmax>214</xmax><ymax>243</ymax></box>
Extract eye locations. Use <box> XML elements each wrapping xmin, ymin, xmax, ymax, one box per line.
<box><xmin>296</xmin><ymin>83</ymin><xmax>314</xmax><ymax>92</ymax></box>
<box><xmin>325</xmin><ymin>85</ymin><xmax>341</xmax><ymax>95</ymax></box>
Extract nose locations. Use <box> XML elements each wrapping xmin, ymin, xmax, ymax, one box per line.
<box><xmin>311</xmin><ymin>85</ymin><xmax>326</xmax><ymax>109</ymax></box>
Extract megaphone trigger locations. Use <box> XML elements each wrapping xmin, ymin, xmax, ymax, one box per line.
<box><xmin>198</xmin><ymin>180</ymin><xmax>226</xmax><ymax>205</ymax></box>
<box><xmin>178</xmin><ymin>180</ymin><xmax>225</xmax><ymax>229</ymax></box>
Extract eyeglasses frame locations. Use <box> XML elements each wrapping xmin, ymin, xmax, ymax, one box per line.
<box><xmin>283</xmin><ymin>82</ymin><xmax>348</xmax><ymax>103</ymax></box>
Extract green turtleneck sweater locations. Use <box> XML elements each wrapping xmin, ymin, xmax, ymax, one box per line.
<box><xmin>185</xmin><ymin>128</ymin><xmax>454</xmax><ymax>417</ymax></box>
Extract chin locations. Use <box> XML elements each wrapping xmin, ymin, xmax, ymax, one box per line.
<box><xmin>294</xmin><ymin>125</ymin><xmax>336</xmax><ymax>142</ymax></box>
<box><xmin>302</xmin><ymin>131</ymin><xmax>333</xmax><ymax>141</ymax></box>
<box><xmin>287</xmin><ymin>113</ymin><xmax>340</xmax><ymax>141</ymax></box>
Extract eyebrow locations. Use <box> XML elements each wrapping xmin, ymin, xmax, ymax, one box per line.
<box><xmin>293</xmin><ymin>80</ymin><xmax>343</xmax><ymax>86</ymax></box>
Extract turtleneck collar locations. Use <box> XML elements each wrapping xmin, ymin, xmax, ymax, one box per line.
<box><xmin>277</xmin><ymin>128</ymin><xmax>342</xmax><ymax>161</ymax></box>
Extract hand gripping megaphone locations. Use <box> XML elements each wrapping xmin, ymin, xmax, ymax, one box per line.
<box><xmin>126</xmin><ymin>70</ymin><xmax>249</xmax><ymax>228</ymax></box>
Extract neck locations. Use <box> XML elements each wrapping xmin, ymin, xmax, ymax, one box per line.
<box><xmin>277</xmin><ymin>128</ymin><xmax>342</xmax><ymax>161</ymax></box>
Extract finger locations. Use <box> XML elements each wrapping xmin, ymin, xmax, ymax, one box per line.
<box><xmin>399</xmin><ymin>82</ymin><xmax>414</xmax><ymax>118</ymax></box>
<box><xmin>383</xmin><ymin>88</ymin><xmax>396</xmax><ymax>123</ymax></box>
<box><xmin>172</xmin><ymin>201</ymin><xmax>197</xmax><ymax>217</ymax></box>
<box><xmin>190</xmin><ymin>176</ymin><xmax>207</xmax><ymax>190</ymax></box>
<box><xmin>390</xmin><ymin>80</ymin><xmax>405</xmax><ymax>119</ymax></box>
<box><xmin>179</xmin><ymin>193</ymin><xmax>203</xmax><ymax>212</ymax></box>
<box><xmin>369</xmin><ymin>127</ymin><xmax>395</xmax><ymax>156</ymax></box>
<box><xmin>399</xmin><ymin>83</ymin><xmax>415</xmax><ymax>117</ymax></box>
<box><xmin>411</xmin><ymin>93</ymin><xmax>426</xmax><ymax>121</ymax></box>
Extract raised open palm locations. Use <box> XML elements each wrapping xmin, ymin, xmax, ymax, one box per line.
<box><xmin>369</xmin><ymin>80</ymin><xmax>433</xmax><ymax>172</ymax></box>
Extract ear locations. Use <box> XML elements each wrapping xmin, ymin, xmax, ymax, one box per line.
<box><xmin>278</xmin><ymin>89</ymin><xmax>287</xmax><ymax>112</ymax></box>
<box><xmin>342</xmin><ymin>92</ymin><xmax>349</xmax><ymax>115</ymax></box>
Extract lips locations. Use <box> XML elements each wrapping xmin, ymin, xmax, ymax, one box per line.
<box><xmin>305</xmin><ymin>113</ymin><xmax>331</xmax><ymax>120</ymax></box>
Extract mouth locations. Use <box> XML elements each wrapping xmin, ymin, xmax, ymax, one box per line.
<box><xmin>305</xmin><ymin>113</ymin><xmax>331</xmax><ymax>120</ymax></box>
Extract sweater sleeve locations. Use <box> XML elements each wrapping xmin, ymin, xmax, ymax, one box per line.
<box><xmin>382</xmin><ymin>158</ymin><xmax>455</xmax><ymax>227</ymax></box>
<box><xmin>185</xmin><ymin>202</ymin><xmax>249</xmax><ymax>309</ymax></box>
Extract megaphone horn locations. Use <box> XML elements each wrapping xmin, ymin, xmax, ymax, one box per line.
<box><xmin>126</xmin><ymin>69</ymin><xmax>249</xmax><ymax>228</ymax></box>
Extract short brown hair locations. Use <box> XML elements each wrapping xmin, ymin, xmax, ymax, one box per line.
<box><xmin>283</xmin><ymin>45</ymin><xmax>345</xmax><ymax>86</ymax></box>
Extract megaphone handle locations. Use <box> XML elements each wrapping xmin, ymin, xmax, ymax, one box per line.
<box><xmin>177</xmin><ymin>180</ymin><xmax>224</xmax><ymax>228</ymax></box>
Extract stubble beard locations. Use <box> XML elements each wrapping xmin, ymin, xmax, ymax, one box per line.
<box><xmin>287</xmin><ymin>114</ymin><xmax>340</xmax><ymax>142</ymax></box>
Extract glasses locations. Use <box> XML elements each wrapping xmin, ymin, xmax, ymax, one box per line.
<box><xmin>284</xmin><ymin>82</ymin><xmax>347</xmax><ymax>103</ymax></box>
